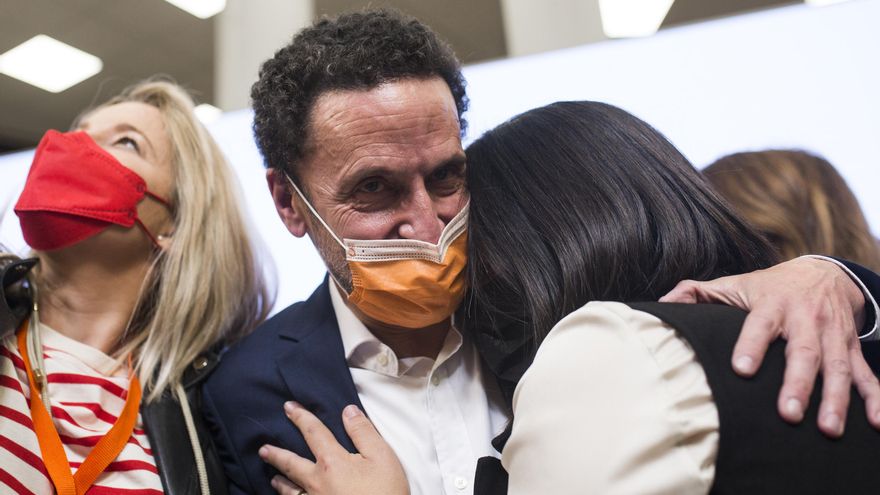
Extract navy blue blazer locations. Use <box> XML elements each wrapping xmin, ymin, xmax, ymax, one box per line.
<box><xmin>202</xmin><ymin>278</ymin><xmax>363</xmax><ymax>495</ymax></box>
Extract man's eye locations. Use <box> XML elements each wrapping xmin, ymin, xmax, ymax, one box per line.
<box><xmin>115</xmin><ymin>136</ymin><xmax>140</xmax><ymax>152</ymax></box>
<box><xmin>359</xmin><ymin>180</ymin><xmax>385</xmax><ymax>193</ymax></box>
<box><xmin>431</xmin><ymin>168</ymin><xmax>450</xmax><ymax>181</ymax></box>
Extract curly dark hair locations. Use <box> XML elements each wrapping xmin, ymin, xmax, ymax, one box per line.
<box><xmin>251</xmin><ymin>8</ymin><xmax>468</xmax><ymax>179</ymax></box>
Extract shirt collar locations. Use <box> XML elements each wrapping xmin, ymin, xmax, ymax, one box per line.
<box><xmin>328</xmin><ymin>281</ymin><xmax>464</xmax><ymax>378</ymax></box>
<box><xmin>39</xmin><ymin>321</ymin><xmax>127</xmax><ymax>377</ymax></box>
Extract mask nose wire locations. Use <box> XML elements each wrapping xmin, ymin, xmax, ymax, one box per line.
<box><xmin>284</xmin><ymin>172</ymin><xmax>346</xmax><ymax>249</ymax></box>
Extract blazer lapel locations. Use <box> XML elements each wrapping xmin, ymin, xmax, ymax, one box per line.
<box><xmin>274</xmin><ymin>277</ymin><xmax>364</xmax><ymax>452</ymax></box>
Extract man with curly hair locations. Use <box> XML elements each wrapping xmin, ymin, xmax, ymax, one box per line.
<box><xmin>202</xmin><ymin>8</ymin><xmax>880</xmax><ymax>495</ymax></box>
<box><xmin>203</xmin><ymin>10</ymin><xmax>500</xmax><ymax>495</ymax></box>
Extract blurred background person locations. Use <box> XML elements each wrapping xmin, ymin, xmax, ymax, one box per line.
<box><xmin>0</xmin><ymin>80</ymin><xmax>273</xmax><ymax>494</ymax></box>
<box><xmin>704</xmin><ymin>150</ymin><xmax>880</xmax><ymax>271</ymax></box>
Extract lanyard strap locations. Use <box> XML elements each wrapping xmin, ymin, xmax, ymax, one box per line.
<box><xmin>16</xmin><ymin>324</ymin><xmax>143</xmax><ymax>495</ymax></box>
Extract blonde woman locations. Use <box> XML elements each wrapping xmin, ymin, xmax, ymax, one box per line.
<box><xmin>704</xmin><ymin>150</ymin><xmax>880</xmax><ymax>272</ymax></box>
<box><xmin>0</xmin><ymin>80</ymin><xmax>273</xmax><ymax>495</ymax></box>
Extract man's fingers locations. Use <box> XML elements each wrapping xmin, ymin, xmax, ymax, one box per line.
<box><xmin>659</xmin><ymin>277</ymin><xmax>749</xmax><ymax>306</ymax></box>
<box><xmin>260</xmin><ymin>444</ymin><xmax>313</xmax><ymax>487</ymax></box>
<box><xmin>733</xmin><ymin>309</ymin><xmax>782</xmax><ymax>376</ymax></box>
<box><xmin>270</xmin><ymin>475</ymin><xmax>305</xmax><ymax>495</ymax></box>
<box><xmin>658</xmin><ymin>280</ymin><xmax>701</xmax><ymax>303</ymax></box>
<box><xmin>850</xmin><ymin>346</ymin><xmax>880</xmax><ymax>429</ymax></box>
<box><xmin>815</xmin><ymin>328</ymin><xmax>853</xmax><ymax>438</ymax></box>
<box><xmin>342</xmin><ymin>404</ymin><xmax>389</xmax><ymax>458</ymax></box>
<box><xmin>284</xmin><ymin>401</ymin><xmax>347</xmax><ymax>459</ymax></box>
<box><xmin>777</xmin><ymin>330</ymin><xmax>822</xmax><ymax>425</ymax></box>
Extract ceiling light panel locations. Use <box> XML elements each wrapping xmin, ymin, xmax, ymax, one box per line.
<box><xmin>0</xmin><ymin>35</ymin><xmax>103</xmax><ymax>93</ymax></box>
<box><xmin>163</xmin><ymin>0</ymin><xmax>227</xmax><ymax>19</ymax></box>
<box><xmin>599</xmin><ymin>0</ymin><xmax>676</xmax><ymax>38</ymax></box>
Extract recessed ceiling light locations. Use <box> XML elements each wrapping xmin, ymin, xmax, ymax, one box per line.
<box><xmin>0</xmin><ymin>35</ymin><xmax>103</xmax><ymax>93</ymax></box>
<box><xmin>599</xmin><ymin>0</ymin><xmax>676</xmax><ymax>38</ymax></box>
<box><xmin>163</xmin><ymin>0</ymin><xmax>226</xmax><ymax>19</ymax></box>
<box><xmin>194</xmin><ymin>103</ymin><xmax>223</xmax><ymax>124</ymax></box>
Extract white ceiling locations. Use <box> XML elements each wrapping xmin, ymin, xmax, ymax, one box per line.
<box><xmin>0</xmin><ymin>0</ymin><xmax>798</xmax><ymax>153</ymax></box>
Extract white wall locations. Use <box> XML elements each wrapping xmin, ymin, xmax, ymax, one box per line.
<box><xmin>1</xmin><ymin>0</ymin><xmax>878</xmax><ymax>311</ymax></box>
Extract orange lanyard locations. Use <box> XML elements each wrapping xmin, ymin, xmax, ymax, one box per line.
<box><xmin>16</xmin><ymin>323</ymin><xmax>142</xmax><ymax>495</ymax></box>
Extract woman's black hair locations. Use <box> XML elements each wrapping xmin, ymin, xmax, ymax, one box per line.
<box><xmin>462</xmin><ymin>101</ymin><xmax>778</xmax><ymax>359</ymax></box>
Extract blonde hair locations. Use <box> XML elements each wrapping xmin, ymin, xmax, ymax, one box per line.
<box><xmin>88</xmin><ymin>80</ymin><xmax>274</xmax><ymax>401</ymax></box>
<box><xmin>704</xmin><ymin>150</ymin><xmax>880</xmax><ymax>272</ymax></box>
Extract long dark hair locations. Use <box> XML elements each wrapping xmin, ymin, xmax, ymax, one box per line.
<box><xmin>462</xmin><ymin>101</ymin><xmax>778</xmax><ymax>355</ymax></box>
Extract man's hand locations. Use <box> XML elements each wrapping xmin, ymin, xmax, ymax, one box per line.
<box><xmin>259</xmin><ymin>402</ymin><xmax>409</xmax><ymax>495</ymax></box>
<box><xmin>661</xmin><ymin>257</ymin><xmax>880</xmax><ymax>437</ymax></box>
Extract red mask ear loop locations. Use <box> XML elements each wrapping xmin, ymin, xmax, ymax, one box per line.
<box><xmin>137</xmin><ymin>190</ymin><xmax>173</xmax><ymax>250</ymax></box>
<box><xmin>144</xmin><ymin>190</ymin><xmax>172</xmax><ymax>210</ymax></box>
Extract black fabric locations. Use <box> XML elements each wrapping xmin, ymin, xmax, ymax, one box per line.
<box><xmin>833</xmin><ymin>258</ymin><xmax>880</xmax><ymax>336</ymax></box>
<box><xmin>141</xmin><ymin>349</ymin><xmax>229</xmax><ymax>495</ymax></box>
<box><xmin>474</xmin><ymin>456</ymin><xmax>508</xmax><ymax>495</ymax></box>
<box><xmin>474</xmin><ymin>322</ymin><xmax>535</xmax><ymax>407</ymax></box>
<box><xmin>0</xmin><ymin>255</ymin><xmax>36</xmax><ymax>338</ymax></box>
<box><xmin>630</xmin><ymin>302</ymin><xmax>880</xmax><ymax>495</ymax></box>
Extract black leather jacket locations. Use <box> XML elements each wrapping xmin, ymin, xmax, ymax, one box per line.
<box><xmin>142</xmin><ymin>351</ymin><xmax>229</xmax><ymax>495</ymax></box>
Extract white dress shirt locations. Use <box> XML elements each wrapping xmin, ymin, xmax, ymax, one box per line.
<box><xmin>329</xmin><ymin>285</ymin><xmax>509</xmax><ymax>495</ymax></box>
<box><xmin>504</xmin><ymin>301</ymin><xmax>720</xmax><ymax>495</ymax></box>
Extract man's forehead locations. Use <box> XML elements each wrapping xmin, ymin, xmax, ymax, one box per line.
<box><xmin>303</xmin><ymin>79</ymin><xmax>462</xmax><ymax>163</ymax></box>
<box><xmin>309</xmin><ymin>79</ymin><xmax>458</xmax><ymax>131</ymax></box>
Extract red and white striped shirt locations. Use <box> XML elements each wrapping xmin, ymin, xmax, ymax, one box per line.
<box><xmin>0</xmin><ymin>324</ymin><xmax>164</xmax><ymax>494</ymax></box>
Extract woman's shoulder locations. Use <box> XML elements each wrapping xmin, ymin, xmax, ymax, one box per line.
<box><xmin>523</xmin><ymin>300</ymin><xmax>714</xmax><ymax>409</ymax></box>
<box><xmin>506</xmin><ymin>301</ymin><xmax>720</xmax><ymax>494</ymax></box>
<box><xmin>549</xmin><ymin>301</ymin><xmax>746</xmax><ymax>359</ymax></box>
<box><xmin>544</xmin><ymin>301</ymin><xmax>688</xmax><ymax>361</ymax></box>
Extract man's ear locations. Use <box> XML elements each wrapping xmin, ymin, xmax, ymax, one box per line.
<box><xmin>267</xmin><ymin>168</ymin><xmax>308</xmax><ymax>238</ymax></box>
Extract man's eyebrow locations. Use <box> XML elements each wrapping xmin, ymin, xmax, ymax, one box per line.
<box><xmin>431</xmin><ymin>153</ymin><xmax>467</xmax><ymax>172</ymax></box>
<box><xmin>443</xmin><ymin>153</ymin><xmax>467</xmax><ymax>167</ymax></box>
<box><xmin>339</xmin><ymin>165</ymin><xmax>405</xmax><ymax>189</ymax></box>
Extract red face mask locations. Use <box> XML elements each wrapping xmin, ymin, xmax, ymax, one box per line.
<box><xmin>14</xmin><ymin>130</ymin><xmax>172</xmax><ymax>251</ymax></box>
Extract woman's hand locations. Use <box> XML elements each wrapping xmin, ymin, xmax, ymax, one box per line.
<box><xmin>259</xmin><ymin>401</ymin><xmax>409</xmax><ymax>495</ymax></box>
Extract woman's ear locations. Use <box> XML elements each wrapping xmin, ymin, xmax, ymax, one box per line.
<box><xmin>156</xmin><ymin>231</ymin><xmax>174</xmax><ymax>251</ymax></box>
<box><xmin>267</xmin><ymin>168</ymin><xmax>308</xmax><ymax>237</ymax></box>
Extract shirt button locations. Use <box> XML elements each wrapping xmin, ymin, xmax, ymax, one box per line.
<box><xmin>431</xmin><ymin>375</ymin><xmax>440</xmax><ymax>386</ymax></box>
<box><xmin>377</xmin><ymin>353</ymin><xmax>389</xmax><ymax>367</ymax></box>
<box><xmin>454</xmin><ymin>476</ymin><xmax>468</xmax><ymax>490</ymax></box>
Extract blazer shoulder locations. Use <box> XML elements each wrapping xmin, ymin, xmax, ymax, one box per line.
<box><xmin>204</xmin><ymin>279</ymin><xmax>334</xmax><ymax>392</ymax></box>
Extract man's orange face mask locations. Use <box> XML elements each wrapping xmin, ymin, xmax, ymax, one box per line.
<box><xmin>286</xmin><ymin>174</ymin><xmax>468</xmax><ymax>329</ymax></box>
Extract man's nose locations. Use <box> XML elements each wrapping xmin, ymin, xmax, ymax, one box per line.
<box><xmin>397</xmin><ymin>187</ymin><xmax>445</xmax><ymax>244</ymax></box>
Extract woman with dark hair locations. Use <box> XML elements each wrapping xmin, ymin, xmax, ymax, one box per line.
<box><xmin>258</xmin><ymin>101</ymin><xmax>880</xmax><ymax>495</ymax></box>
<box><xmin>459</xmin><ymin>101</ymin><xmax>880</xmax><ymax>494</ymax></box>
